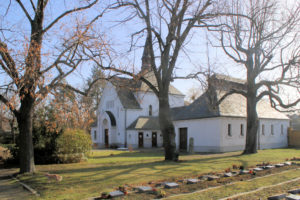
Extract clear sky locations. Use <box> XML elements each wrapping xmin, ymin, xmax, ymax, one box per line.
<box><xmin>0</xmin><ymin>0</ymin><xmax>297</xmax><ymax>100</ymax></box>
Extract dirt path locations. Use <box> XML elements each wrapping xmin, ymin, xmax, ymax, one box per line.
<box><xmin>0</xmin><ymin>168</ymin><xmax>33</xmax><ymax>200</ymax></box>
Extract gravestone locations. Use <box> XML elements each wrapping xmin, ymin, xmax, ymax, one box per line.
<box><xmin>275</xmin><ymin>163</ymin><xmax>284</xmax><ymax>167</ymax></box>
<box><xmin>286</xmin><ymin>194</ymin><xmax>300</xmax><ymax>200</ymax></box>
<box><xmin>288</xmin><ymin>189</ymin><xmax>300</xmax><ymax>194</ymax></box>
<box><xmin>164</xmin><ymin>182</ymin><xmax>179</xmax><ymax>189</ymax></box>
<box><xmin>189</xmin><ymin>137</ymin><xmax>194</xmax><ymax>154</ymax></box>
<box><xmin>239</xmin><ymin>170</ymin><xmax>250</xmax><ymax>175</ymax></box>
<box><xmin>284</xmin><ymin>162</ymin><xmax>292</xmax><ymax>166</ymax></box>
<box><xmin>224</xmin><ymin>172</ymin><xmax>233</xmax><ymax>177</ymax></box>
<box><xmin>266</xmin><ymin>165</ymin><xmax>275</xmax><ymax>169</ymax></box>
<box><xmin>109</xmin><ymin>191</ymin><xmax>124</xmax><ymax>198</ymax></box>
<box><xmin>207</xmin><ymin>175</ymin><xmax>219</xmax><ymax>181</ymax></box>
<box><xmin>199</xmin><ymin>175</ymin><xmax>209</xmax><ymax>180</ymax></box>
<box><xmin>187</xmin><ymin>179</ymin><xmax>199</xmax><ymax>184</ymax></box>
<box><xmin>267</xmin><ymin>194</ymin><xmax>286</xmax><ymax>200</ymax></box>
<box><xmin>137</xmin><ymin>186</ymin><xmax>152</xmax><ymax>193</ymax></box>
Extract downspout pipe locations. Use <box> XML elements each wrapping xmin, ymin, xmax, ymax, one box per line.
<box><xmin>124</xmin><ymin>109</ymin><xmax>127</xmax><ymax>147</ymax></box>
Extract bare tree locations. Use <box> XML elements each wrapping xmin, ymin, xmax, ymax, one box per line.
<box><xmin>85</xmin><ymin>0</ymin><xmax>219</xmax><ymax>160</ymax></box>
<box><xmin>214</xmin><ymin>0</ymin><xmax>300</xmax><ymax>154</ymax></box>
<box><xmin>0</xmin><ymin>0</ymin><xmax>106</xmax><ymax>173</ymax></box>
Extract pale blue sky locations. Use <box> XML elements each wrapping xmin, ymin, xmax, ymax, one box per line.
<box><xmin>0</xmin><ymin>0</ymin><xmax>296</xmax><ymax>99</ymax></box>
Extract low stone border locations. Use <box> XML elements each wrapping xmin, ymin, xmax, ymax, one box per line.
<box><xmin>218</xmin><ymin>176</ymin><xmax>300</xmax><ymax>200</ymax></box>
<box><xmin>10</xmin><ymin>175</ymin><xmax>40</xmax><ymax>197</ymax></box>
<box><xmin>160</xmin><ymin>167</ymin><xmax>300</xmax><ymax>200</ymax></box>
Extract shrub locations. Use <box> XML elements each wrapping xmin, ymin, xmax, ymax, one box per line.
<box><xmin>56</xmin><ymin>129</ymin><xmax>92</xmax><ymax>163</ymax></box>
<box><xmin>4</xmin><ymin>144</ymin><xmax>19</xmax><ymax>164</ymax></box>
<box><xmin>33</xmin><ymin>124</ymin><xmax>60</xmax><ymax>164</ymax></box>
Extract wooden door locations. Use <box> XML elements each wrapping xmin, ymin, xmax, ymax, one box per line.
<box><xmin>138</xmin><ymin>132</ymin><xmax>144</xmax><ymax>148</ymax></box>
<box><xmin>152</xmin><ymin>132</ymin><xmax>157</xmax><ymax>147</ymax></box>
<box><xmin>179</xmin><ymin>128</ymin><xmax>187</xmax><ymax>151</ymax></box>
<box><xmin>104</xmin><ymin>129</ymin><xmax>109</xmax><ymax>148</ymax></box>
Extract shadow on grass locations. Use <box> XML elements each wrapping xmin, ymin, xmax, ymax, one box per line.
<box><xmin>90</xmin><ymin>151</ymin><xmax>164</xmax><ymax>159</ymax></box>
<box><xmin>51</xmin><ymin>153</ymin><xmax>245</xmax><ymax>176</ymax></box>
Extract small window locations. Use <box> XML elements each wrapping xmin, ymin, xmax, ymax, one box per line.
<box><xmin>281</xmin><ymin>124</ymin><xmax>284</xmax><ymax>135</ymax></box>
<box><xmin>271</xmin><ymin>124</ymin><xmax>274</xmax><ymax>135</ymax></box>
<box><xmin>262</xmin><ymin>124</ymin><xmax>265</xmax><ymax>135</ymax></box>
<box><xmin>240</xmin><ymin>124</ymin><xmax>244</xmax><ymax>136</ymax></box>
<box><xmin>94</xmin><ymin>130</ymin><xmax>97</xmax><ymax>140</ymax></box>
<box><xmin>149</xmin><ymin>105</ymin><xmax>152</xmax><ymax>116</ymax></box>
<box><xmin>228</xmin><ymin>124</ymin><xmax>232</xmax><ymax>137</ymax></box>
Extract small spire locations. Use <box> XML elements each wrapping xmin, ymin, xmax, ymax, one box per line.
<box><xmin>141</xmin><ymin>35</ymin><xmax>152</xmax><ymax>72</ymax></box>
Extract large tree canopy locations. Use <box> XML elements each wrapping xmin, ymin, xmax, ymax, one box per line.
<box><xmin>0</xmin><ymin>0</ymin><xmax>106</xmax><ymax>173</ymax></box>
<box><xmin>84</xmin><ymin>0</ymin><xmax>221</xmax><ymax>160</ymax></box>
<box><xmin>214</xmin><ymin>0</ymin><xmax>300</xmax><ymax>153</ymax></box>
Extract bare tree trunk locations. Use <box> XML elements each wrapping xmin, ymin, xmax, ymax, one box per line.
<box><xmin>9</xmin><ymin>117</ymin><xmax>15</xmax><ymax>144</ymax></box>
<box><xmin>16</xmin><ymin>95</ymin><xmax>35</xmax><ymax>173</ymax></box>
<box><xmin>159</xmin><ymin>92</ymin><xmax>177</xmax><ymax>161</ymax></box>
<box><xmin>243</xmin><ymin>89</ymin><xmax>258</xmax><ymax>154</ymax></box>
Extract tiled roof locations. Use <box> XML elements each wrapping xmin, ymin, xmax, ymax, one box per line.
<box><xmin>110</xmin><ymin>72</ymin><xmax>183</xmax><ymax>109</ymax></box>
<box><xmin>172</xmin><ymin>75</ymin><xmax>288</xmax><ymax>121</ymax></box>
<box><xmin>127</xmin><ymin>116</ymin><xmax>160</xmax><ymax>130</ymax></box>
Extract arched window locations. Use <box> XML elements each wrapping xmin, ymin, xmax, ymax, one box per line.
<box><xmin>149</xmin><ymin>105</ymin><xmax>152</xmax><ymax>116</ymax></box>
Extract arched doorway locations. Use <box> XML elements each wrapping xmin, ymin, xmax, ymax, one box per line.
<box><xmin>102</xmin><ymin>119</ymin><xmax>109</xmax><ymax>148</ymax></box>
<box><xmin>102</xmin><ymin>111</ymin><xmax>117</xmax><ymax>148</ymax></box>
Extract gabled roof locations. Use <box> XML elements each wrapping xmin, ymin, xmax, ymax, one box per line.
<box><xmin>110</xmin><ymin>77</ymin><xmax>141</xmax><ymax>109</ymax></box>
<box><xmin>172</xmin><ymin>75</ymin><xmax>289</xmax><ymax>121</ymax></box>
<box><xmin>127</xmin><ymin>116</ymin><xmax>160</xmax><ymax>130</ymax></box>
<box><xmin>109</xmin><ymin>72</ymin><xmax>183</xmax><ymax>109</ymax></box>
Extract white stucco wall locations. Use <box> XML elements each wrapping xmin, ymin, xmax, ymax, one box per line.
<box><xmin>91</xmin><ymin>127</ymin><xmax>98</xmax><ymax>143</ymax></box>
<box><xmin>219</xmin><ymin>117</ymin><xmax>247</xmax><ymax>152</ymax></box>
<box><xmin>219</xmin><ymin>117</ymin><xmax>289</xmax><ymax>152</ymax></box>
<box><xmin>96</xmin><ymin>82</ymin><xmax>127</xmax><ymax>148</ymax></box>
<box><xmin>258</xmin><ymin>119</ymin><xmax>289</xmax><ymax>149</ymax></box>
<box><xmin>173</xmin><ymin>118</ymin><xmax>222</xmax><ymax>152</ymax></box>
<box><xmin>127</xmin><ymin>130</ymin><xmax>163</xmax><ymax>149</ymax></box>
<box><xmin>174</xmin><ymin>117</ymin><xmax>289</xmax><ymax>153</ymax></box>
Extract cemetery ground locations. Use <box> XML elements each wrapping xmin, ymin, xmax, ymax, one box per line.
<box><xmin>1</xmin><ymin>148</ymin><xmax>300</xmax><ymax>200</ymax></box>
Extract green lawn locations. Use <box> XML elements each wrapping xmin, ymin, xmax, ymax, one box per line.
<box><xmin>167</xmin><ymin>167</ymin><xmax>300</xmax><ymax>199</ymax></box>
<box><xmin>17</xmin><ymin>148</ymin><xmax>300</xmax><ymax>200</ymax></box>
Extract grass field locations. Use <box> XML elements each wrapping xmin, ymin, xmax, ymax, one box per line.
<box><xmin>17</xmin><ymin>148</ymin><xmax>300</xmax><ymax>200</ymax></box>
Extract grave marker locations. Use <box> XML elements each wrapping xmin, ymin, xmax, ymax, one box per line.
<box><xmin>137</xmin><ymin>186</ymin><xmax>153</xmax><ymax>193</ymax></box>
<box><xmin>267</xmin><ymin>194</ymin><xmax>286</xmax><ymax>200</ymax></box>
<box><xmin>207</xmin><ymin>175</ymin><xmax>219</xmax><ymax>181</ymax></box>
<box><xmin>288</xmin><ymin>189</ymin><xmax>300</xmax><ymax>195</ymax></box>
<box><xmin>187</xmin><ymin>179</ymin><xmax>199</xmax><ymax>184</ymax></box>
<box><xmin>109</xmin><ymin>190</ymin><xmax>124</xmax><ymax>198</ymax></box>
<box><xmin>286</xmin><ymin>194</ymin><xmax>300</xmax><ymax>200</ymax></box>
<box><xmin>164</xmin><ymin>182</ymin><xmax>179</xmax><ymax>189</ymax></box>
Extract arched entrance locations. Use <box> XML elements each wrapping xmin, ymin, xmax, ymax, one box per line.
<box><xmin>102</xmin><ymin>119</ymin><xmax>109</xmax><ymax>148</ymax></box>
<box><xmin>102</xmin><ymin>111</ymin><xmax>117</xmax><ymax>148</ymax></box>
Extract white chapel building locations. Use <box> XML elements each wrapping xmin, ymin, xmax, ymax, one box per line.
<box><xmin>91</xmin><ymin>43</ymin><xmax>289</xmax><ymax>152</ymax></box>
